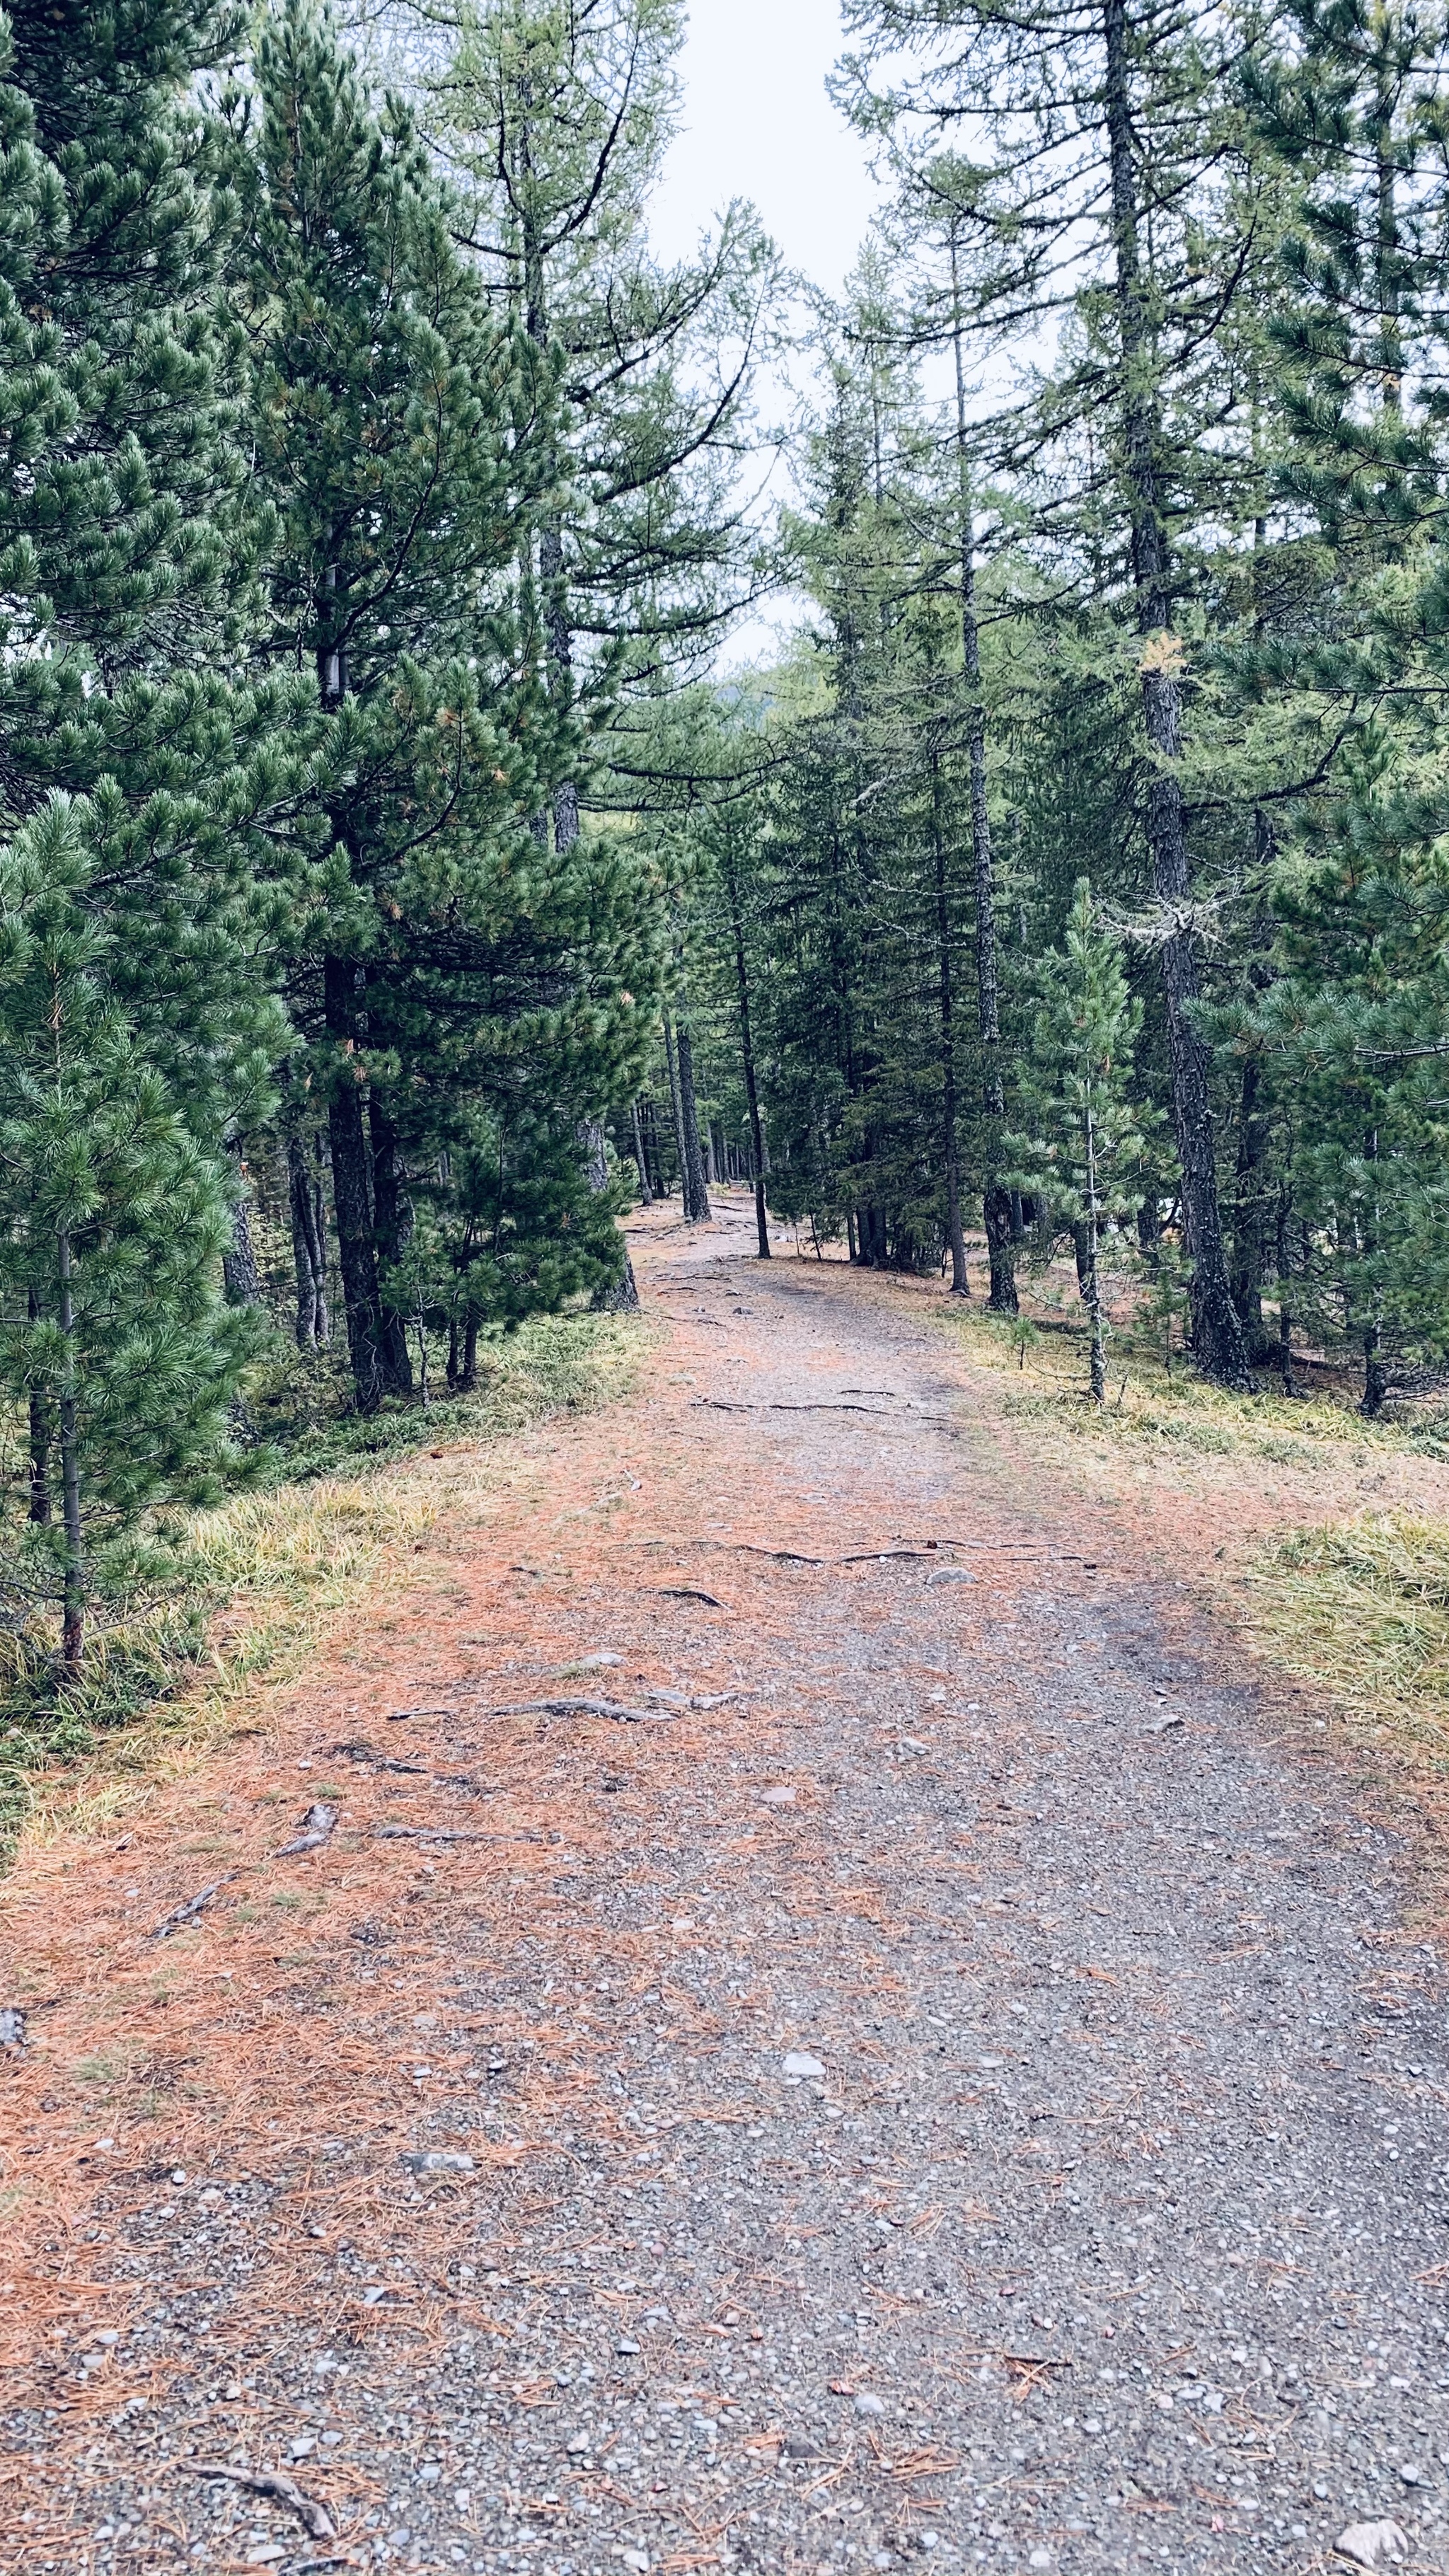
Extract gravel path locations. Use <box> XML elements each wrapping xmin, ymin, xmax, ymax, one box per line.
<box><xmin>6</xmin><ymin>1208</ymin><xmax>1448</xmax><ymax>2576</ymax></box>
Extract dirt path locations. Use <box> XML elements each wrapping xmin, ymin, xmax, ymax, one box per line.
<box><xmin>3</xmin><ymin>1196</ymin><xmax>1448</xmax><ymax>2576</ymax></box>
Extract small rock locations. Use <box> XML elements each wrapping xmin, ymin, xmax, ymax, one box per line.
<box><xmin>1398</xmin><ymin>2464</ymin><xmax>1422</xmax><ymax>2486</ymax></box>
<box><xmin>417</xmin><ymin>2463</ymin><xmax>441</xmax><ymax>2483</ymax></box>
<box><xmin>925</xmin><ymin>1567</ymin><xmax>974</xmax><ymax>1586</ymax></box>
<box><xmin>854</xmin><ymin>2391</ymin><xmax>886</xmax><ymax>2416</ymax></box>
<box><xmin>0</xmin><ymin>2007</ymin><xmax>26</xmax><ymax>2050</ymax></box>
<box><xmin>616</xmin><ymin>2338</ymin><xmax>641</xmax><ymax>2355</ymax></box>
<box><xmin>1334</xmin><ymin>2523</ymin><xmax>1409</xmax><ymax>2571</ymax></box>
<box><xmin>398</xmin><ymin>2150</ymin><xmax>475</xmax><ymax>2176</ymax></box>
<box><xmin>620</xmin><ymin>2555</ymin><xmax>650</xmax><ymax>2575</ymax></box>
<box><xmin>454</xmin><ymin>2489</ymin><xmax>471</xmax><ymax>2513</ymax></box>
<box><xmin>566</xmin><ymin>2433</ymin><xmax>590</xmax><ymax>2455</ymax></box>
<box><xmin>783</xmin><ymin>2050</ymin><xmax>825</xmax><ymax>2078</ymax></box>
<box><xmin>1146</xmin><ymin>1713</ymin><xmax>1185</xmax><ymax>1734</ymax></box>
<box><xmin>1029</xmin><ymin>2555</ymin><xmax>1053</xmax><ymax>2572</ymax></box>
<box><xmin>760</xmin><ymin>1784</ymin><xmax>797</xmax><ymax>1806</ymax></box>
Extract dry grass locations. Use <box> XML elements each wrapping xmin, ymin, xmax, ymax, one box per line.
<box><xmin>0</xmin><ymin>1310</ymin><xmax>645</xmax><ymax>1852</ymax></box>
<box><xmin>1245</xmin><ymin>1512</ymin><xmax>1449</xmax><ymax>1776</ymax></box>
<box><xmin>935</xmin><ymin>1257</ymin><xmax>1449</xmax><ymax>1790</ymax></box>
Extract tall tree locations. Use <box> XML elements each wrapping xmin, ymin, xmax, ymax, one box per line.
<box><xmin>841</xmin><ymin>0</ymin><xmax>1260</xmax><ymax>1384</ymax></box>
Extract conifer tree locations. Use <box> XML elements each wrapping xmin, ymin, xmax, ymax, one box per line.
<box><xmin>0</xmin><ymin>801</ymin><xmax>251</xmax><ymax>1668</ymax></box>
<box><xmin>1008</xmin><ymin>879</ymin><xmax>1153</xmax><ymax>1401</ymax></box>
<box><xmin>841</xmin><ymin>0</ymin><xmax>1263</xmax><ymax>1385</ymax></box>
<box><xmin>243</xmin><ymin>0</ymin><xmax>659</xmax><ymax>1409</ymax></box>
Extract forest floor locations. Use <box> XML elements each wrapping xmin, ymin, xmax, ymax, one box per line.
<box><xmin>2</xmin><ymin>1189</ymin><xmax>1448</xmax><ymax>2576</ymax></box>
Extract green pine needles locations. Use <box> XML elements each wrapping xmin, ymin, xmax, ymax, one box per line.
<box><xmin>1007</xmin><ymin>882</ymin><xmax>1155</xmax><ymax>1405</ymax></box>
<box><xmin>0</xmin><ymin>801</ymin><xmax>255</xmax><ymax>1668</ymax></box>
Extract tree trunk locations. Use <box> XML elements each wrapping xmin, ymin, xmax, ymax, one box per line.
<box><xmin>287</xmin><ymin>1133</ymin><xmax>322</xmax><ymax>1348</ymax></box>
<box><xmin>325</xmin><ymin>953</ymin><xmax>385</xmax><ymax>1414</ymax></box>
<box><xmin>222</xmin><ymin>1141</ymin><xmax>265</xmax><ymax>1308</ymax></box>
<box><xmin>930</xmin><ymin>740</ymin><xmax>970</xmax><ymax>1296</ymax></box>
<box><xmin>631</xmin><ymin>1100</ymin><xmax>654</xmax><ymax>1205</ymax></box>
<box><xmin>1102</xmin><ymin>0</ymin><xmax>1251</xmax><ymax>1390</ymax></box>
<box><xmin>674</xmin><ymin>1012</ymin><xmax>712</xmax><ymax>1223</ymax></box>
<box><xmin>1231</xmin><ymin>1051</ymin><xmax>1268</xmax><ymax>1349</ymax></box>
<box><xmin>1085</xmin><ymin>1097</ymin><xmax>1107</xmax><ymax>1403</ymax></box>
<box><xmin>368</xmin><ymin>1092</ymin><xmax>414</xmax><ymax>1395</ymax></box>
<box><xmin>662</xmin><ymin>1010</ymin><xmax>688</xmax><ymax>1203</ymax></box>
<box><xmin>311</xmin><ymin>1145</ymin><xmax>330</xmax><ymax>1344</ymax></box>
<box><xmin>57</xmin><ymin>1227</ymin><xmax>83</xmax><ymax>1674</ymax></box>
<box><xmin>1275</xmin><ymin>1184</ymin><xmax>1295</xmax><ymax>1394</ymax></box>
<box><xmin>950</xmin><ymin>233</ymin><xmax>1016</xmax><ymax>1317</ymax></box>
<box><xmin>27</xmin><ymin>1286</ymin><xmax>50</xmax><ymax>1525</ymax></box>
<box><xmin>721</xmin><ymin>839</ymin><xmax>771</xmax><ymax>1259</ymax></box>
<box><xmin>463</xmin><ymin>1312</ymin><xmax>480</xmax><ymax>1387</ymax></box>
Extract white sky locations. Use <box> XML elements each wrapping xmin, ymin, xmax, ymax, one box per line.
<box><xmin>652</xmin><ymin>0</ymin><xmax>882</xmax><ymax>297</ymax></box>
<box><xmin>652</xmin><ymin>1</ymin><xmax>884</xmax><ymax>665</ymax></box>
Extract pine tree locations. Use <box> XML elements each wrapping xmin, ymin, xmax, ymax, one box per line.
<box><xmin>1008</xmin><ymin>879</ymin><xmax>1154</xmax><ymax>1402</ymax></box>
<box><xmin>841</xmin><ymin>0</ymin><xmax>1267</xmax><ymax>1385</ymax></box>
<box><xmin>0</xmin><ymin>801</ymin><xmax>251</xmax><ymax>1669</ymax></box>
<box><xmin>242</xmin><ymin>0</ymin><xmax>659</xmax><ymax>1409</ymax></box>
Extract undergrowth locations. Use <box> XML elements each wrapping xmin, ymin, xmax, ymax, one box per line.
<box><xmin>945</xmin><ymin>1276</ymin><xmax>1449</xmax><ymax>1464</ymax></box>
<box><xmin>942</xmin><ymin>1271</ymin><xmax>1449</xmax><ymax>1774</ymax></box>
<box><xmin>0</xmin><ymin>1310</ymin><xmax>642</xmax><ymax>1855</ymax></box>
<box><xmin>1245</xmin><ymin>1515</ymin><xmax>1449</xmax><ymax>1775</ymax></box>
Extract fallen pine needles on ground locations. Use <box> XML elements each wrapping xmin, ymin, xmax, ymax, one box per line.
<box><xmin>0</xmin><ymin>1311</ymin><xmax>643</xmax><ymax>1858</ymax></box>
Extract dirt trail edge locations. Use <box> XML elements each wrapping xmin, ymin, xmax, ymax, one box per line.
<box><xmin>3</xmin><ymin>1196</ymin><xmax>1447</xmax><ymax>2576</ymax></box>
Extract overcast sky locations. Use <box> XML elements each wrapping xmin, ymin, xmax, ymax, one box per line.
<box><xmin>651</xmin><ymin>0</ymin><xmax>881</xmax><ymax>296</ymax></box>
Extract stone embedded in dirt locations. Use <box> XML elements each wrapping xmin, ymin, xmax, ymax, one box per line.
<box><xmin>398</xmin><ymin>2151</ymin><xmax>475</xmax><ymax>2176</ymax></box>
<box><xmin>925</xmin><ymin>1566</ymin><xmax>975</xmax><ymax>1586</ymax></box>
<box><xmin>854</xmin><ymin>2391</ymin><xmax>886</xmax><ymax>2416</ymax></box>
<box><xmin>1334</xmin><ymin>2523</ymin><xmax>1410</xmax><ymax>2570</ymax></box>
<box><xmin>783</xmin><ymin>2051</ymin><xmax>825</xmax><ymax>2078</ymax></box>
<box><xmin>620</xmin><ymin>2552</ymin><xmax>650</xmax><ymax>2573</ymax></box>
<box><xmin>760</xmin><ymin>1784</ymin><xmax>797</xmax><ymax>1806</ymax></box>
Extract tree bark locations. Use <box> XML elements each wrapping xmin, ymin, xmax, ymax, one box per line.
<box><xmin>631</xmin><ymin>1099</ymin><xmax>654</xmax><ymax>1205</ymax></box>
<box><xmin>287</xmin><ymin>1132</ymin><xmax>328</xmax><ymax>1349</ymax></box>
<box><xmin>930</xmin><ymin>739</ymin><xmax>969</xmax><ymax>1295</ymax></box>
<box><xmin>368</xmin><ymin>1092</ymin><xmax>415</xmax><ymax>1395</ymax></box>
<box><xmin>27</xmin><ymin>1286</ymin><xmax>50</xmax><ymax>1525</ymax></box>
<box><xmin>721</xmin><ymin>838</ymin><xmax>771</xmax><ymax>1259</ymax></box>
<box><xmin>324</xmin><ymin>953</ymin><xmax>385</xmax><ymax>1413</ymax></box>
<box><xmin>57</xmin><ymin>1227</ymin><xmax>83</xmax><ymax>1673</ymax></box>
<box><xmin>1085</xmin><ymin>1096</ymin><xmax>1107</xmax><ymax>1404</ymax></box>
<box><xmin>222</xmin><ymin>1142</ymin><xmax>265</xmax><ymax>1308</ymax></box>
<box><xmin>950</xmin><ymin>233</ymin><xmax>1016</xmax><ymax>1315</ymax></box>
<box><xmin>674</xmin><ymin>1010</ymin><xmax>712</xmax><ymax>1223</ymax></box>
<box><xmin>1102</xmin><ymin>0</ymin><xmax>1251</xmax><ymax>1390</ymax></box>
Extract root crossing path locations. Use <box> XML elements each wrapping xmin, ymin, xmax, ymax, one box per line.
<box><xmin>4</xmin><ymin>1199</ymin><xmax>1448</xmax><ymax>2576</ymax></box>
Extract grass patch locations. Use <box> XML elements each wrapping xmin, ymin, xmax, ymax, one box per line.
<box><xmin>0</xmin><ymin>1309</ymin><xmax>643</xmax><ymax>1858</ymax></box>
<box><xmin>941</xmin><ymin>1278</ymin><xmax>1440</xmax><ymax>1465</ymax></box>
<box><xmin>1244</xmin><ymin>1513</ymin><xmax>1449</xmax><ymax>1774</ymax></box>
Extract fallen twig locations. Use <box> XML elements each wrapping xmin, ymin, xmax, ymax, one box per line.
<box><xmin>485</xmin><ymin>1697</ymin><xmax>673</xmax><ymax>1724</ymax></box>
<box><xmin>275</xmin><ymin>1803</ymin><xmax>337</xmax><ymax>1857</ymax></box>
<box><xmin>657</xmin><ymin>1587</ymin><xmax>729</xmax><ymax>1607</ymax></box>
<box><xmin>183</xmin><ymin>2461</ymin><xmax>337</xmax><ymax>2541</ymax></box>
<box><xmin>151</xmin><ymin>1875</ymin><xmax>238</xmax><ymax>1940</ymax></box>
<box><xmin>693</xmin><ymin>1397</ymin><xmax>899</xmax><ymax>1416</ymax></box>
<box><xmin>373</xmin><ymin>1823</ymin><xmax>537</xmax><ymax>1845</ymax></box>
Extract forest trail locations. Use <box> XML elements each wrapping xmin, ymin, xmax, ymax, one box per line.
<box><xmin>4</xmin><ymin>1195</ymin><xmax>1448</xmax><ymax>2576</ymax></box>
